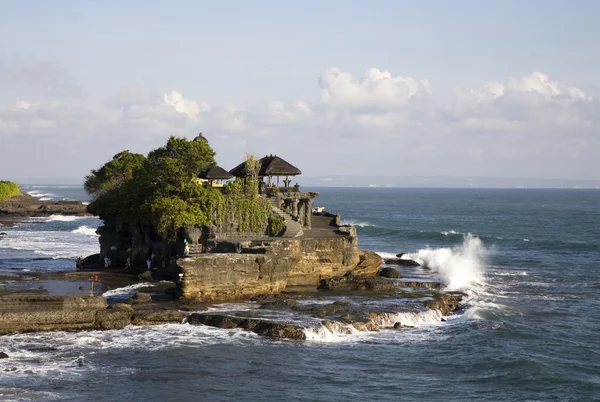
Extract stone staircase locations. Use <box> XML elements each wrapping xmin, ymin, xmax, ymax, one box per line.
<box><xmin>270</xmin><ymin>199</ymin><xmax>304</xmax><ymax>238</ymax></box>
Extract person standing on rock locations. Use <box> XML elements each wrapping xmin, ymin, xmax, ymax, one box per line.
<box><xmin>104</xmin><ymin>256</ymin><xmax>109</xmax><ymax>268</ymax></box>
<box><xmin>183</xmin><ymin>239</ymin><xmax>190</xmax><ymax>256</ymax></box>
<box><xmin>146</xmin><ymin>258</ymin><xmax>151</xmax><ymax>270</ymax></box>
<box><xmin>126</xmin><ymin>256</ymin><xmax>131</xmax><ymax>270</ymax></box>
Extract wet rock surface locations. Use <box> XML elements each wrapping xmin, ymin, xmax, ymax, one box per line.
<box><xmin>187</xmin><ymin>313</ymin><xmax>306</xmax><ymax>340</ymax></box>
<box><xmin>0</xmin><ymin>264</ymin><xmax>465</xmax><ymax>339</ymax></box>
<box><xmin>318</xmin><ymin>273</ymin><xmax>395</xmax><ymax>292</ymax></box>
<box><xmin>384</xmin><ymin>258</ymin><xmax>420</xmax><ymax>266</ymax></box>
<box><xmin>378</xmin><ymin>267</ymin><xmax>402</xmax><ymax>278</ymax></box>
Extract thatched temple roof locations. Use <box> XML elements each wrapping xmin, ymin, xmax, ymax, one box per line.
<box><xmin>193</xmin><ymin>133</ymin><xmax>208</xmax><ymax>143</ymax></box>
<box><xmin>229</xmin><ymin>155</ymin><xmax>302</xmax><ymax>178</ymax></box>
<box><xmin>198</xmin><ymin>165</ymin><xmax>233</xmax><ymax>180</ymax></box>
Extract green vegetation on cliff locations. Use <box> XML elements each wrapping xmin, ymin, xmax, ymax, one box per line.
<box><xmin>85</xmin><ymin>136</ymin><xmax>273</xmax><ymax>240</ymax></box>
<box><xmin>0</xmin><ymin>181</ymin><xmax>21</xmax><ymax>201</ymax></box>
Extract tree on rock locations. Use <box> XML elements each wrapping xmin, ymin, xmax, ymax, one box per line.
<box><xmin>86</xmin><ymin>136</ymin><xmax>221</xmax><ymax>239</ymax></box>
<box><xmin>84</xmin><ymin>151</ymin><xmax>145</xmax><ymax>198</ymax></box>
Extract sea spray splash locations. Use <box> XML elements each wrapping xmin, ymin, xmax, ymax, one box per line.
<box><xmin>409</xmin><ymin>233</ymin><xmax>487</xmax><ymax>291</ymax></box>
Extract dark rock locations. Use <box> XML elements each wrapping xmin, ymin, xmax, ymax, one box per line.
<box><xmin>108</xmin><ymin>303</ymin><xmax>134</xmax><ymax>311</ymax></box>
<box><xmin>127</xmin><ymin>292</ymin><xmax>153</xmax><ymax>304</ymax></box>
<box><xmin>396</xmin><ymin>281</ymin><xmax>441</xmax><ymax>290</ymax></box>
<box><xmin>318</xmin><ymin>273</ymin><xmax>395</xmax><ymax>292</ymax></box>
<box><xmin>0</xmin><ymin>352</ymin><xmax>8</xmax><ymax>359</ymax></box>
<box><xmin>259</xmin><ymin>299</ymin><xmax>297</xmax><ymax>309</ymax></box>
<box><xmin>384</xmin><ymin>258</ymin><xmax>420</xmax><ymax>266</ymax></box>
<box><xmin>0</xmin><ymin>232</ymin><xmax>7</xmax><ymax>236</ymax></box>
<box><xmin>80</xmin><ymin>253</ymin><xmax>102</xmax><ymax>270</ymax></box>
<box><xmin>187</xmin><ymin>313</ymin><xmax>306</xmax><ymax>340</ymax></box>
<box><xmin>423</xmin><ymin>292</ymin><xmax>466</xmax><ymax>315</ymax></box>
<box><xmin>94</xmin><ymin>309</ymin><xmax>132</xmax><ymax>330</ymax></box>
<box><xmin>396</xmin><ymin>253</ymin><xmax>406</xmax><ymax>258</ymax></box>
<box><xmin>138</xmin><ymin>271</ymin><xmax>153</xmax><ymax>282</ymax></box>
<box><xmin>393</xmin><ymin>322</ymin><xmax>403</xmax><ymax>329</ymax></box>
<box><xmin>378</xmin><ymin>267</ymin><xmax>402</xmax><ymax>278</ymax></box>
<box><xmin>131</xmin><ymin>309</ymin><xmax>188</xmax><ymax>325</ymax></box>
<box><xmin>309</xmin><ymin>302</ymin><xmax>351</xmax><ymax>318</ymax></box>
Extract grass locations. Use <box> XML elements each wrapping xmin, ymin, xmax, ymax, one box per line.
<box><xmin>0</xmin><ymin>181</ymin><xmax>21</xmax><ymax>201</ymax></box>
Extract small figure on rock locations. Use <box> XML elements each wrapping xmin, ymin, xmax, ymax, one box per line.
<box><xmin>126</xmin><ymin>256</ymin><xmax>131</xmax><ymax>270</ymax></box>
<box><xmin>146</xmin><ymin>258</ymin><xmax>151</xmax><ymax>270</ymax></box>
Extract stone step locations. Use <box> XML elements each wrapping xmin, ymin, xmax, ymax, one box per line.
<box><xmin>270</xmin><ymin>205</ymin><xmax>304</xmax><ymax>238</ymax></box>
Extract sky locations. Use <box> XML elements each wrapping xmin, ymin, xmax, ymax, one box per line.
<box><xmin>1</xmin><ymin>0</ymin><xmax>599</xmax><ymax>185</ymax></box>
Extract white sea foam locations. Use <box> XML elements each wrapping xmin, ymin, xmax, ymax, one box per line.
<box><xmin>0</xmin><ymin>324</ymin><xmax>262</xmax><ymax>379</ymax></box>
<box><xmin>71</xmin><ymin>225</ymin><xmax>98</xmax><ymax>236</ymax></box>
<box><xmin>102</xmin><ymin>281</ymin><xmax>173</xmax><ymax>298</ymax></box>
<box><xmin>375</xmin><ymin>251</ymin><xmax>415</xmax><ymax>260</ymax></box>
<box><xmin>341</xmin><ymin>219</ymin><xmax>375</xmax><ymax>227</ymax></box>
<box><xmin>27</xmin><ymin>190</ymin><xmax>56</xmax><ymax>200</ymax></box>
<box><xmin>375</xmin><ymin>251</ymin><xmax>398</xmax><ymax>259</ymax></box>
<box><xmin>442</xmin><ymin>230</ymin><xmax>460</xmax><ymax>236</ymax></box>
<box><xmin>47</xmin><ymin>215</ymin><xmax>87</xmax><ymax>222</ymax></box>
<box><xmin>408</xmin><ymin>233</ymin><xmax>487</xmax><ymax>291</ymax></box>
<box><xmin>303</xmin><ymin>309</ymin><xmax>443</xmax><ymax>343</ymax></box>
<box><xmin>0</xmin><ymin>229</ymin><xmax>100</xmax><ymax>259</ymax></box>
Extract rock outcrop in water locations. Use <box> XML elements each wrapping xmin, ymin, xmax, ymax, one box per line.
<box><xmin>0</xmin><ymin>193</ymin><xmax>89</xmax><ymax>217</ymax></box>
<box><xmin>0</xmin><ymin>294</ymin><xmax>187</xmax><ymax>334</ymax></box>
<box><xmin>89</xmin><ymin>208</ymin><xmax>383</xmax><ymax>303</ymax></box>
<box><xmin>185</xmin><ymin>290</ymin><xmax>466</xmax><ymax>340</ymax></box>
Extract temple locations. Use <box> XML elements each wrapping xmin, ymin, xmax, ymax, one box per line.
<box><xmin>91</xmin><ymin>134</ymin><xmax>382</xmax><ymax>302</ymax></box>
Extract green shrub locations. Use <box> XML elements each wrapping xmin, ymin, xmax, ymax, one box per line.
<box><xmin>0</xmin><ymin>181</ymin><xmax>21</xmax><ymax>201</ymax></box>
<box><xmin>268</xmin><ymin>215</ymin><xmax>285</xmax><ymax>236</ymax></box>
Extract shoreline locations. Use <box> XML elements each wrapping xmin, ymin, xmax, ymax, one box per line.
<box><xmin>0</xmin><ymin>265</ymin><xmax>465</xmax><ymax>342</ymax></box>
<box><xmin>0</xmin><ymin>193</ymin><xmax>90</xmax><ymax>218</ymax></box>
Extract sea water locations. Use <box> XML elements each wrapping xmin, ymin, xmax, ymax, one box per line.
<box><xmin>1</xmin><ymin>187</ymin><xmax>599</xmax><ymax>401</ymax></box>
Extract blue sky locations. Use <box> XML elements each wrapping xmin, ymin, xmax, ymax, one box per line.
<box><xmin>1</xmin><ymin>1</ymin><xmax>599</xmax><ymax>184</ymax></box>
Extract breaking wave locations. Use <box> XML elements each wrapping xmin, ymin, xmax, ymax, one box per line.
<box><xmin>303</xmin><ymin>309</ymin><xmax>444</xmax><ymax>343</ymax></box>
<box><xmin>102</xmin><ymin>282</ymin><xmax>173</xmax><ymax>300</ymax></box>
<box><xmin>47</xmin><ymin>215</ymin><xmax>88</xmax><ymax>222</ymax></box>
<box><xmin>408</xmin><ymin>234</ymin><xmax>487</xmax><ymax>292</ymax></box>
<box><xmin>341</xmin><ymin>219</ymin><xmax>376</xmax><ymax>227</ymax></box>
<box><xmin>27</xmin><ymin>190</ymin><xmax>56</xmax><ymax>200</ymax></box>
<box><xmin>71</xmin><ymin>226</ymin><xmax>98</xmax><ymax>236</ymax></box>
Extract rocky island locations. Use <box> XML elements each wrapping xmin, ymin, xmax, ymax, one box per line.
<box><xmin>0</xmin><ymin>135</ymin><xmax>465</xmax><ymax>341</ymax></box>
<box><xmin>0</xmin><ymin>180</ymin><xmax>88</xmax><ymax>221</ymax></box>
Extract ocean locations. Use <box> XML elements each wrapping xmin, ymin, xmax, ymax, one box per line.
<box><xmin>1</xmin><ymin>186</ymin><xmax>599</xmax><ymax>401</ymax></box>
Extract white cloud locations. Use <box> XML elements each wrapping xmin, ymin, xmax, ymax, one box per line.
<box><xmin>163</xmin><ymin>90</ymin><xmax>210</xmax><ymax>120</ymax></box>
<box><xmin>13</xmin><ymin>100</ymin><xmax>35</xmax><ymax>110</ymax></box>
<box><xmin>318</xmin><ymin>67</ymin><xmax>432</xmax><ymax>111</ymax></box>
<box><xmin>1</xmin><ymin>68</ymin><xmax>598</xmax><ymax>181</ymax></box>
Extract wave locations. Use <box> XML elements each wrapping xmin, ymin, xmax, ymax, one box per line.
<box><xmin>442</xmin><ymin>230</ymin><xmax>460</xmax><ymax>236</ymax></box>
<box><xmin>71</xmin><ymin>226</ymin><xmax>98</xmax><ymax>236</ymax></box>
<box><xmin>27</xmin><ymin>190</ymin><xmax>56</xmax><ymax>200</ymax></box>
<box><xmin>0</xmin><ymin>324</ymin><xmax>262</xmax><ymax>378</ymax></box>
<box><xmin>102</xmin><ymin>282</ymin><xmax>173</xmax><ymax>299</ymax></box>
<box><xmin>303</xmin><ymin>309</ymin><xmax>443</xmax><ymax>343</ymax></box>
<box><xmin>0</xmin><ymin>230</ymin><xmax>100</xmax><ymax>260</ymax></box>
<box><xmin>47</xmin><ymin>215</ymin><xmax>87</xmax><ymax>222</ymax></box>
<box><xmin>408</xmin><ymin>234</ymin><xmax>487</xmax><ymax>292</ymax></box>
<box><xmin>340</xmin><ymin>219</ymin><xmax>376</xmax><ymax>227</ymax></box>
